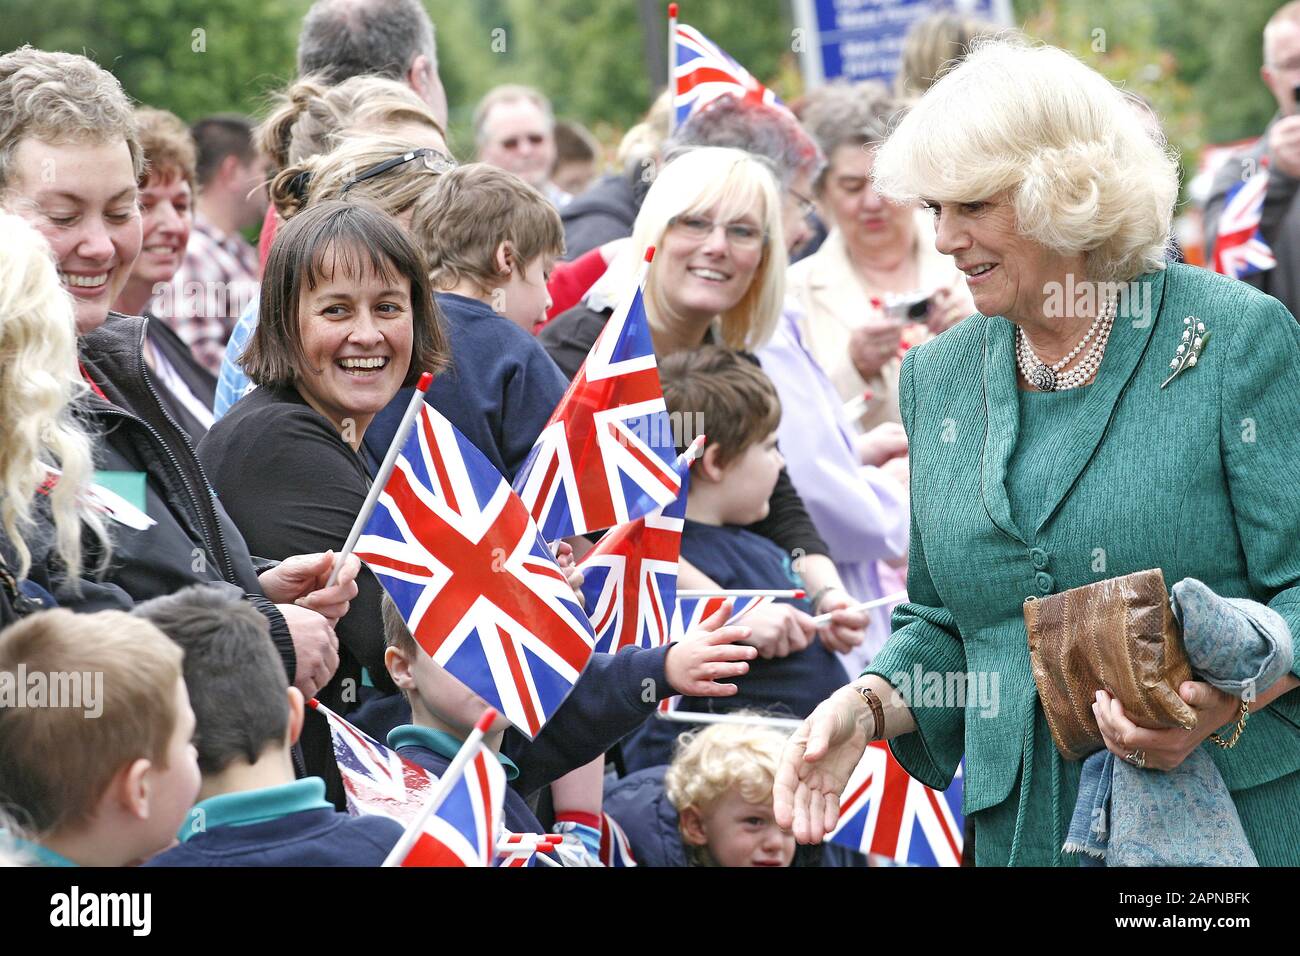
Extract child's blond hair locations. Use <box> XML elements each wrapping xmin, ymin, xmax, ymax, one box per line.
<box><xmin>0</xmin><ymin>609</ymin><xmax>183</xmax><ymax>835</ymax></box>
<box><xmin>664</xmin><ymin>721</ymin><xmax>788</xmax><ymax>824</ymax></box>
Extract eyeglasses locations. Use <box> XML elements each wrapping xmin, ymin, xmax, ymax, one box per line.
<box><xmin>499</xmin><ymin>133</ymin><xmax>547</xmax><ymax>151</ymax></box>
<box><xmin>789</xmin><ymin>189</ymin><xmax>817</xmax><ymax>220</ymax></box>
<box><xmin>668</xmin><ymin>214</ymin><xmax>768</xmax><ymax>249</ymax></box>
<box><xmin>339</xmin><ymin>148</ymin><xmax>457</xmax><ymax>195</ymax></box>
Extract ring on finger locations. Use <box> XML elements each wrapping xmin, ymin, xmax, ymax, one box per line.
<box><xmin>1123</xmin><ymin>749</ymin><xmax>1146</xmax><ymax>769</ymax></box>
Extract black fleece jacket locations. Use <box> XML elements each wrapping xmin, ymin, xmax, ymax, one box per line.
<box><xmin>78</xmin><ymin>313</ymin><xmax>296</xmax><ymax>681</ymax></box>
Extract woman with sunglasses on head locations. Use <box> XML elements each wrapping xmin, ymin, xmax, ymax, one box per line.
<box><xmin>215</xmin><ymin>74</ymin><xmax>450</xmax><ymax>419</ymax></box>
<box><xmin>541</xmin><ymin>147</ymin><xmax>872</xmax><ymax>716</ymax></box>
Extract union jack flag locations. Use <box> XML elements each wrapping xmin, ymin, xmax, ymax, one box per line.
<box><xmin>355</xmin><ymin>403</ymin><xmax>596</xmax><ymax>738</ymax></box>
<box><xmin>311</xmin><ymin>700</ymin><xmax>437</xmax><ymax>820</ymax></box>
<box><xmin>599</xmin><ymin>811</ymin><xmax>638</xmax><ymax>867</ymax></box>
<box><xmin>397</xmin><ymin>745</ymin><xmax>506</xmax><ymax>867</ymax></box>
<box><xmin>1213</xmin><ymin>160</ymin><xmax>1277</xmax><ymax>279</ymax></box>
<box><xmin>669</xmin><ymin>594</ymin><xmax>773</xmax><ymax>640</ymax></box>
<box><xmin>495</xmin><ymin>832</ymin><xmax>557</xmax><ymax>868</ymax></box>
<box><xmin>512</xmin><ymin>254</ymin><xmax>681</xmax><ymax>540</ymax></box>
<box><xmin>827</xmin><ymin>743</ymin><xmax>964</xmax><ymax>867</ymax></box>
<box><xmin>673</xmin><ymin>23</ymin><xmax>785</xmax><ymax>128</ymax></box>
<box><xmin>578</xmin><ymin>448</ymin><xmax>693</xmax><ymax>654</ymax></box>
<box><xmin>658</xmin><ymin>596</ymin><xmax>774</xmax><ymax>714</ymax></box>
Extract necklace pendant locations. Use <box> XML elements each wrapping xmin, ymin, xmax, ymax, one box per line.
<box><xmin>1030</xmin><ymin>364</ymin><xmax>1057</xmax><ymax>391</ymax></box>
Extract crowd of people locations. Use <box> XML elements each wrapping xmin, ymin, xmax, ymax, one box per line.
<box><xmin>0</xmin><ymin>0</ymin><xmax>1298</xmax><ymax>870</ymax></box>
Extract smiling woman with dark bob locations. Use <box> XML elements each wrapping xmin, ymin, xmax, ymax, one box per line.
<box><xmin>197</xmin><ymin>200</ymin><xmax>448</xmax><ymax>790</ymax></box>
<box><xmin>775</xmin><ymin>38</ymin><xmax>1300</xmax><ymax>866</ymax></box>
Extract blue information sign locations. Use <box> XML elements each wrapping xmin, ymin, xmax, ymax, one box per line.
<box><xmin>794</xmin><ymin>0</ymin><xmax>1011</xmax><ymax>89</ymax></box>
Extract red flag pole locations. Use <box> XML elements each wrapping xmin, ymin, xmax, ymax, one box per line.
<box><xmin>381</xmin><ymin>707</ymin><xmax>498</xmax><ymax>867</ymax></box>
<box><xmin>668</xmin><ymin>3</ymin><xmax>679</xmax><ymax>131</ymax></box>
<box><xmin>326</xmin><ymin>371</ymin><xmax>434</xmax><ymax>587</ymax></box>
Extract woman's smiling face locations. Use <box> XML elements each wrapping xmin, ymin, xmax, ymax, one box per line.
<box><xmin>926</xmin><ymin>191</ymin><xmax>1084</xmax><ymax>324</ymax></box>
<box><xmin>656</xmin><ymin>201</ymin><xmax>766</xmax><ymax>324</ymax></box>
<box><xmin>293</xmin><ymin>244</ymin><xmax>414</xmax><ymax>439</ymax></box>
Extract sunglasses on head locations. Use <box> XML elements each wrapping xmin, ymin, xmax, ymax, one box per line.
<box><xmin>500</xmin><ymin>133</ymin><xmax>547</xmax><ymax>151</ymax></box>
<box><xmin>339</xmin><ymin>148</ymin><xmax>457</xmax><ymax>195</ymax></box>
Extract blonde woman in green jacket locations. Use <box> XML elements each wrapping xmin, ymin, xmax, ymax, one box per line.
<box><xmin>775</xmin><ymin>39</ymin><xmax>1300</xmax><ymax>866</ymax></box>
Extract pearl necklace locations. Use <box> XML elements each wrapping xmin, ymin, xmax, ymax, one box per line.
<box><xmin>1015</xmin><ymin>295</ymin><xmax>1116</xmax><ymax>391</ymax></box>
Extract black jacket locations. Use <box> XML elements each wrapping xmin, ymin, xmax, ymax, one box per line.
<box><xmin>78</xmin><ymin>314</ymin><xmax>295</xmax><ymax>680</ymax></box>
<box><xmin>560</xmin><ymin>170</ymin><xmax>650</xmax><ymax>262</ymax></box>
<box><xmin>538</xmin><ymin>304</ymin><xmax>831</xmax><ymax>560</ymax></box>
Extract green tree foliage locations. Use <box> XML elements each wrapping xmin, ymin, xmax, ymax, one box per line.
<box><xmin>0</xmin><ymin>0</ymin><xmax>1284</xmax><ymax>162</ymax></box>
<box><xmin>0</xmin><ymin>0</ymin><xmax>307</xmax><ymax>123</ymax></box>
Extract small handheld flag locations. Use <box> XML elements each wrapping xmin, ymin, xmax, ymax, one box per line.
<box><xmin>513</xmin><ymin>248</ymin><xmax>682</xmax><ymax>540</ymax></box>
<box><xmin>1213</xmin><ymin>161</ymin><xmax>1277</xmax><ymax>279</ymax></box>
<box><xmin>355</xmin><ymin>402</ymin><xmax>596</xmax><ymax>738</ymax></box>
<box><xmin>384</xmin><ymin>709</ymin><xmax>506</xmax><ymax>867</ymax></box>
<box><xmin>826</xmin><ymin>743</ymin><xmax>964</xmax><ymax>867</ymax></box>
<box><xmin>578</xmin><ymin>436</ymin><xmax>702</xmax><ymax>653</ymax></box>
<box><xmin>672</xmin><ymin>22</ymin><xmax>786</xmax><ymax>129</ymax></box>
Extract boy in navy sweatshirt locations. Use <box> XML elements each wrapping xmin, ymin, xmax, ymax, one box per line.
<box><xmin>380</xmin><ymin>592</ymin><xmax>758</xmax><ymax>840</ymax></box>
<box><xmin>621</xmin><ymin>347</ymin><xmax>849</xmax><ymax>772</ymax></box>
<box><xmin>138</xmin><ymin>586</ymin><xmax>403</xmax><ymax>866</ymax></box>
<box><xmin>363</xmin><ymin>163</ymin><xmax>569</xmax><ymax>481</ymax></box>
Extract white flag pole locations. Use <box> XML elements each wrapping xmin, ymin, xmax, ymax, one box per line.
<box><xmin>668</xmin><ymin>4</ymin><xmax>679</xmax><ymax>131</ymax></box>
<box><xmin>327</xmin><ymin>371</ymin><xmax>434</xmax><ymax>587</ymax></box>
<box><xmin>809</xmin><ymin>590</ymin><xmax>908</xmax><ymax>628</ymax></box>
<box><xmin>656</xmin><ymin>710</ymin><xmax>802</xmax><ymax>729</ymax></box>
<box><xmin>381</xmin><ymin>706</ymin><xmax>498</xmax><ymax>867</ymax></box>
<box><xmin>676</xmin><ymin>588</ymin><xmax>805</xmax><ymax>599</ymax></box>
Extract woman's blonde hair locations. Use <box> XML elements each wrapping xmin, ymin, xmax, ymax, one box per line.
<box><xmin>664</xmin><ymin>720</ymin><xmax>788</xmax><ymax>819</ymax></box>
<box><xmin>873</xmin><ymin>38</ymin><xmax>1179</xmax><ymax>282</ymax></box>
<box><xmin>0</xmin><ymin>213</ymin><xmax>108</xmax><ymax>581</ymax></box>
<box><xmin>257</xmin><ymin>73</ymin><xmax>446</xmax><ymax>172</ymax></box>
<box><xmin>597</xmin><ymin>147</ymin><xmax>785</xmax><ymax>352</ymax></box>
<box><xmin>269</xmin><ymin>133</ymin><xmax>451</xmax><ymax>221</ymax></box>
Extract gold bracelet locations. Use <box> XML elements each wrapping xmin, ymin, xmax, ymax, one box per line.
<box><xmin>1209</xmin><ymin>701</ymin><xmax>1249</xmax><ymax>749</ymax></box>
<box><xmin>856</xmin><ymin>685</ymin><xmax>886</xmax><ymax>741</ymax></box>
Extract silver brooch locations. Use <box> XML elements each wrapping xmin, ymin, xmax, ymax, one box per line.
<box><xmin>1161</xmin><ymin>316</ymin><xmax>1209</xmax><ymax>389</ymax></box>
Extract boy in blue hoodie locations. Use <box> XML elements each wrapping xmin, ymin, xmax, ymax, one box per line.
<box><xmin>363</xmin><ymin>163</ymin><xmax>569</xmax><ymax>482</ymax></box>
<box><xmin>139</xmin><ymin>585</ymin><xmax>403</xmax><ymax>866</ymax></box>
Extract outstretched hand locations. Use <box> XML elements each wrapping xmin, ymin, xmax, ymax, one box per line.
<box><xmin>774</xmin><ymin>686</ymin><xmax>871</xmax><ymax>843</ymax></box>
<box><xmin>664</xmin><ymin>600</ymin><xmax>759</xmax><ymax>697</ymax></box>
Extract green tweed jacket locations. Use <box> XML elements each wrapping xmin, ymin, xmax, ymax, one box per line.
<box><xmin>865</xmin><ymin>263</ymin><xmax>1300</xmax><ymax>856</ymax></box>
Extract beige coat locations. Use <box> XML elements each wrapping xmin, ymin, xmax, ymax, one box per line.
<box><xmin>786</xmin><ymin>212</ymin><xmax>968</xmax><ymax>431</ymax></box>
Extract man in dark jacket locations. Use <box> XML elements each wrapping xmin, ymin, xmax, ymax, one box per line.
<box><xmin>560</xmin><ymin>166</ymin><xmax>653</xmax><ymax>262</ymax></box>
<box><xmin>1202</xmin><ymin>3</ymin><xmax>1300</xmax><ymax>321</ymax></box>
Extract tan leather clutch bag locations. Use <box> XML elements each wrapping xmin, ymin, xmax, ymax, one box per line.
<box><xmin>1023</xmin><ymin>568</ymin><xmax>1197</xmax><ymax>761</ymax></box>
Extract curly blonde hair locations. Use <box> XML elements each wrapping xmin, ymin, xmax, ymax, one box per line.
<box><xmin>664</xmin><ymin>721</ymin><xmax>789</xmax><ymax>823</ymax></box>
<box><xmin>0</xmin><ymin>213</ymin><xmax>108</xmax><ymax>581</ymax></box>
<box><xmin>873</xmin><ymin>38</ymin><xmax>1179</xmax><ymax>283</ymax></box>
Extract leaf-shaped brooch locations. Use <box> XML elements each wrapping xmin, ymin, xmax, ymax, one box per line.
<box><xmin>1161</xmin><ymin>316</ymin><xmax>1209</xmax><ymax>389</ymax></box>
